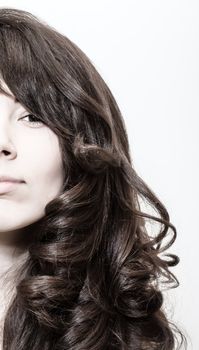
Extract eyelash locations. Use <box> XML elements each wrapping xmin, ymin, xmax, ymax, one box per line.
<box><xmin>20</xmin><ymin>114</ymin><xmax>44</xmax><ymax>126</ymax></box>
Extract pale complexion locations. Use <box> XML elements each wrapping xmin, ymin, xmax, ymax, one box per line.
<box><xmin>0</xmin><ymin>79</ymin><xmax>64</xmax><ymax>274</ymax></box>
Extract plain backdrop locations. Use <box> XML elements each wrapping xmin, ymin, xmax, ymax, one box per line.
<box><xmin>0</xmin><ymin>1</ymin><xmax>198</xmax><ymax>349</ymax></box>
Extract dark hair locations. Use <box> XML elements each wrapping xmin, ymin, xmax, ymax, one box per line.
<box><xmin>0</xmin><ymin>7</ymin><xmax>187</xmax><ymax>349</ymax></box>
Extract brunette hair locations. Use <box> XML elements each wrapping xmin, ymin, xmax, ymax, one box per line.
<box><xmin>0</xmin><ymin>7</ymin><xmax>187</xmax><ymax>349</ymax></box>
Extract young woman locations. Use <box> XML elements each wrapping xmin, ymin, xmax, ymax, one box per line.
<box><xmin>0</xmin><ymin>7</ymin><xmax>187</xmax><ymax>350</ymax></box>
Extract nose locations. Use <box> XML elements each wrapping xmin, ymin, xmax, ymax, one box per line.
<box><xmin>0</xmin><ymin>122</ymin><xmax>17</xmax><ymax>160</ymax></box>
<box><xmin>0</xmin><ymin>144</ymin><xmax>17</xmax><ymax>159</ymax></box>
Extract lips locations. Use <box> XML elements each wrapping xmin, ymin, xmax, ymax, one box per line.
<box><xmin>0</xmin><ymin>175</ymin><xmax>25</xmax><ymax>194</ymax></box>
<box><xmin>0</xmin><ymin>175</ymin><xmax>24</xmax><ymax>183</ymax></box>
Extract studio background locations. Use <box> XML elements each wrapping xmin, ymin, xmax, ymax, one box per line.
<box><xmin>0</xmin><ymin>1</ymin><xmax>197</xmax><ymax>348</ymax></box>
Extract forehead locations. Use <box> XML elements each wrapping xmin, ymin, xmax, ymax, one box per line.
<box><xmin>0</xmin><ymin>79</ymin><xmax>12</xmax><ymax>94</ymax></box>
<box><xmin>0</xmin><ymin>79</ymin><xmax>18</xmax><ymax>103</ymax></box>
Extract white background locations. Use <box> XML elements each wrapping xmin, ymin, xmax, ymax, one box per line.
<box><xmin>0</xmin><ymin>1</ymin><xmax>198</xmax><ymax>349</ymax></box>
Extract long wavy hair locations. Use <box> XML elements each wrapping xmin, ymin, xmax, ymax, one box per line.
<box><xmin>0</xmin><ymin>7</ymin><xmax>187</xmax><ymax>350</ymax></box>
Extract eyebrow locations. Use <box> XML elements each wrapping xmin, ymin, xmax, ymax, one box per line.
<box><xmin>2</xmin><ymin>91</ymin><xmax>19</xmax><ymax>103</ymax></box>
<box><xmin>11</xmin><ymin>95</ymin><xmax>20</xmax><ymax>104</ymax></box>
<box><xmin>11</xmin><ymin>95</ymin><xmax>23</xmax><ymax>108</ymax></box>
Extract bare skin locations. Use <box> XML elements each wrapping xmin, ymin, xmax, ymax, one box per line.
<box><xmin>0</xmin><ymin>80</ymin><xmax>64</xmax><ymax>346</ymax></box>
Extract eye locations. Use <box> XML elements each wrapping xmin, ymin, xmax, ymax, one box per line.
<box><xmin>20</xmin><ymin>114</ymin><xmax>44</xmax><ymax>127</ymax></box>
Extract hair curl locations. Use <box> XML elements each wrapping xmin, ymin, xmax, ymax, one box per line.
<box><xmin>0</xmin><ymin>7</ymin><xmax>187</xmax><ymax>349</ymax></box>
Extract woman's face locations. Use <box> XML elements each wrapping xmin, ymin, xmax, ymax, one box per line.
<box><xmin>0</xmin><ymin>80</ymin><xmax>64</xmax><ymax>240</ymax></box>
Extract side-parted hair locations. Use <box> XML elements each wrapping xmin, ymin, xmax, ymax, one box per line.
<box><xmin>0</xmin><ymin>8</ymin><xmax>187</xmax><ymax>350</ymax></box>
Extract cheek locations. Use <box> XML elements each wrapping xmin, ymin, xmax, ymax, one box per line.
<box><xmin>21</xmin><ymin>129</ymin><xmax>64</xmax><ymax>211</ymax></box>
<box><xmin>0</xmin><ymin>129</ymin><xmax>64</xmax><ymax>232</ymax></box>
<box><xmin>27</xmin><ymin>130</ymin><xmax>64</xmax><ymax>202</ymax></box>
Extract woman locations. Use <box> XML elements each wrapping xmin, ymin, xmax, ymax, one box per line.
<box><xmin>0</xmin><ymin>7</ymin><xmax>187</xmax><ymax>349</ymax></box>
